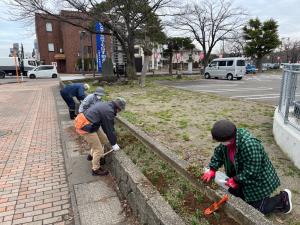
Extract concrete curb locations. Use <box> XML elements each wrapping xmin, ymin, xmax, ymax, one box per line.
<box><xmin>116</xmin><ymin>117</ymin><xmax>273</xmax><ymax>225</ymax></box>
<box><xmin>107</xmin><ymin>151</ymin><xmax>186</xmax><ymax>225</ymax></box>
<box><xmin>53</xmin><ymin>85</ymin><xmax>81</xmax><ymax>225</ymax></box>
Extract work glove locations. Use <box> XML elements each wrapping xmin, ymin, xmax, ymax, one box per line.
<box><xmin>201</xmin><ymin>169</ymin><xmax>216</xmax><ymax>182</ymax></box>
<box><xmin>112</xmin><ymin>144</ymin><xmax>120</xmax><ymax>151</ymax></box>
<box><xmin>225</xmin><ymin>178</ymin><xmax>238</xmax><ymax>189</ymax></box>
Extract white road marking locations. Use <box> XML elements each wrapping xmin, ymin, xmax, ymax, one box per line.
<box><xmin>196</xmin><ymin>87</ymin><xmax>273</xmax><ymax>93</ymax></box>
<box><xmin>245</xmin><ymin>96</ymin><xmax>280</xmax><ymax>100</ymax></box>
<box><xmin>245</xmin><ymin>94</ymin><xmax>300</xmax><ymax>100</ymax></box>
<box><xmin>175</xmin><ymin>84</ymin><xmax>238</xmax><ymax>88</ymax></box>
<box><xmin>230</xmin><ymin>93</ymin><xmax>280</xmax><ymax>98</ymax></box>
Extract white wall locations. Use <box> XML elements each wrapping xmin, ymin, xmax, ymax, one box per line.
<box><xmin>273</xmin><ymin>108</ymin><xmax>300</xmax><ymax>169</ymax></box>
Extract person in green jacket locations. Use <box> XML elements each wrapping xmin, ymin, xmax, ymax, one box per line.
<box><xmin>201</xmin><ymin>119</ymin><xmax>292</xmax><ymax>215</ymax></box>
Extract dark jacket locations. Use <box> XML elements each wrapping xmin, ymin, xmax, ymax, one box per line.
<box><xmin>209</xmin><ymin>128</ymin><xmax>280</xmax><ymax>202</ymax></box>
<box><xmin>82</xmin><ymin>101</ymin><xmax>117</xmax><ymax>145</ymax></box>
<box><xmin>61</xmin><ymin>83</ymin><xmax>86</xmax><ymax>101</ymax></box>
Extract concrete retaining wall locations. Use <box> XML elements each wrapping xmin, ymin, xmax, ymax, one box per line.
<box><xmin>273</xmin><ymin>107</ymin><xmax>300</xmax><ymax>169</ymax></box>
<box><xmin>107</xmin><ymin>151</ymin><xmax>186</xmax><ymax>225</ymax></box>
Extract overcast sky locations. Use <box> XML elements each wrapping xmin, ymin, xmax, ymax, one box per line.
<box><xmin>0</xmin><ymin>0</ymin><xmax>300</xmax><ymax>57</ymax></box>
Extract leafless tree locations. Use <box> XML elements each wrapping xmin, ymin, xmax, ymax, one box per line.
<box><xmin>225</xmin><ymin>31</ymin><xmax>246</xmax><ymax>57</ymax></box>
<box><xmin>282</xmin><ymin>38</ymin><xmax>300</xmax><ymax>63</ymax></box>
<box><xmin>8</xmin><ymin>0</ymin><xmax>172</xmax><ymax>79</ymax></box>
<box><xmin>170</xmin><ymin>0</ymin><xmax>247</xmax><ymax>67</ymax></box>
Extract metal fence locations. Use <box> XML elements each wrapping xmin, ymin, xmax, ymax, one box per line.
<box><xmin>278</xmin><ymin>64</ymin><xmax>300</xmax><ymax>131</ymax></box>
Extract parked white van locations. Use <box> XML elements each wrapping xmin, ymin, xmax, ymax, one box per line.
<box><xmin>204</xmin><ymin>57</ymin><xmax>246</xmax><ymax>80</ymax></box>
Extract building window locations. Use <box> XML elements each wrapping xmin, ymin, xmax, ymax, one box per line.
<box><xmin>46</xmin><ymin>22</ymin><xmax>52</xmax><ymax>32</ymax></box>
<box><xmin>48</xmin><ymin>43</ymin><xmax>54</xmax><ymax>52</ymax></box>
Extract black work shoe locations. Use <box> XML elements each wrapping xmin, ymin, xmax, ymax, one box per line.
<box><xmin>92</xmin><ymin>168</ymin><xmax>109</xmax><ymax>176</ymax></box>
<box><xmin>100</xmin><ymin>157</ymin><xmax>106</xmax><ymax>165</ymax></box>
<box><xmin>281</xmin><ymin>189</ymin><xmax>292</xmax><ymax>214</ymax></box>
<box><xmin>87</xmin><ymin>154</ymin><xmax>93</xmax><ymax>161</ymax></box>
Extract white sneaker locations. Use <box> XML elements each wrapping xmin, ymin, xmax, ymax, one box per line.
<box><xmin>282</xmin><ymin>189</ymin><xmax>292</xmax><ymax>214</ymax></box>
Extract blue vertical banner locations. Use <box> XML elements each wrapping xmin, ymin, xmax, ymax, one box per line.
<box><xmin>95</xmin><ymin>22</ymin><xmax>106</xmax><ymax>73</ymax></box>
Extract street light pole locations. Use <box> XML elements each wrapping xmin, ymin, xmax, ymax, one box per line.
<box><xmin>90</xmin><ymin>32</ymin><xmax>95</xmax><ymax>77</ymax></box>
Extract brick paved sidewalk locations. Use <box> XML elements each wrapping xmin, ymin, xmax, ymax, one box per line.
<box><xmin>0</xmin><ymin>80</ymin><xmax>73</xmax><ymax>225</ymax></box>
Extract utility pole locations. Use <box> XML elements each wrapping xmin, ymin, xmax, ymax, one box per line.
<box><xmin>80</xmin><ymin>31</ymin><xmax>86</xmax><ymax>76</ymax></box>
<box><xmin>13</xmin><ymin>50</ymin><xmax>20</xmax><ymax>83</ymax></box>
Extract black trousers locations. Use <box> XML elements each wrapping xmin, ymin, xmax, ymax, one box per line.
<box><xmin>229</xmin><ymin>187</ymin><xmax>284</xmax><ymax>214</ymax></box>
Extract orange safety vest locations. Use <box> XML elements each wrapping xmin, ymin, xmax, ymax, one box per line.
<box><xmin>74</xmin><ymin>113</ymin><xmax>90</xmax><ymax>135</ymax></box>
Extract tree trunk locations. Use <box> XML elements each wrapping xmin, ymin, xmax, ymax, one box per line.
<box><xmin>140</xmin><ymin>55</ymin><xmax>149</xmax><ymax>87</ymax></box>
<box><xmin>203</xmin><ymin>55</ymin><xmax>210</xmax><ymax>71</ymax></box>
<box><xmin>256</xmin><ymin>57</ymin><xmax>263</xmax><ymax>73</ymax></box>
<box><xmin>126</xmin><ymin>37</ymin><xmax>137</xmax><ymax>80</ymax></box>
<box><xmin>168</xmin><ymin>52</ymin><xmax>173</xmax><ymax>75</ymax></box>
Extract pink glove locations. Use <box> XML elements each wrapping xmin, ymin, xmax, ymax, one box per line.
<box><xmin>225</xmin><ymin>178</ymin><xmax>238</xmax><ymax>189</ymax></box>
<box><xmin>201</xmin><ymin>169</ymin><xmax>216</xmax><ymax>182</ymax></box>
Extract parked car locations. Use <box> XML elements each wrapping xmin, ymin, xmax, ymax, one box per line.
<box><xmin>246</xmin><ymin>64</ymin><xmax>256</xmax><ymax>74</ymax></box>
<box><xmin>262</xmin><ymin>63</ymin><xmax>280</xmax><ymax>70</ymax></box>
<box><xmin>28</xmin><ymin>65</ymin><xmax>58</xmax><ymax>79</ymax></box>
<box><xmin>204</xmin><ymin>57</ymin><xmax>246</xmax><ymax>80</ymax></box>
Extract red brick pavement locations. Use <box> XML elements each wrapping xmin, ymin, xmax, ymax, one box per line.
<box><xmin>0</xmin><ymin>80</ymin><xmax>73</xmax><ymax>225</ymax></box>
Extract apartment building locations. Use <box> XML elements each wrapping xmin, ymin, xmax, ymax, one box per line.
<box><xmin>35</xmin><ymin>11</ymin><xmax>112</xmax><ymax>73</ymax></box>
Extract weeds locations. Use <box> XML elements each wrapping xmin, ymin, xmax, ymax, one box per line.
<box><xmin>182</xmin><ymin>132</ymin><xmax>190</xmax><ymax>141</ymax></box>
<box><xmin>178</xmin><ymin>118</ymin><xmax>189</xmax><ymax>129</ymax></box>
<box><xmin>154</xmin><ymin>110</ymin><xmax>173</xmax><ymax>122</ymax></box>
<box><xmin>121</xmin><ymin>111</ymin><xmax>139</xmax><ymax>124</ymax></box>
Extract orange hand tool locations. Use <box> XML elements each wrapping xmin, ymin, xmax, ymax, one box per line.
<box><xmin>204</xmin><ymin>195</ymin><xmax>229</xmax><ymax>216</ymax></box>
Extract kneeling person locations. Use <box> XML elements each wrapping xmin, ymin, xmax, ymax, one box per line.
<box><xmin>201</xmin><ymin>120</ymin><xmax>292</xmax><ymax>215</ymax></box>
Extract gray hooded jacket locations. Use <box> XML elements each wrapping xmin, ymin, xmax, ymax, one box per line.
<box><xmin>78</xmin><ymin>94</ymin><xmax>101</xmax><ymax>113</ymax></box>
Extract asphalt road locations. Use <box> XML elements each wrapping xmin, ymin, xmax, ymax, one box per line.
<box><xmin>159</xmin><ymin>74</ymin><xmax>300</xmax><ymax>106</ymax></box>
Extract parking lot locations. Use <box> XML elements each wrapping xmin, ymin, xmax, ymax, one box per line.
<box><xmin>160</xmin><ymin>74</ymin><xmax>300</xmax><ymax>105</ymax></box>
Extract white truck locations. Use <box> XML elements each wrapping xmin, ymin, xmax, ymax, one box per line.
<box><xmin>0</xmin><ymin>57</ymin><xmax>38</xmax><ymax>78</ymax></box>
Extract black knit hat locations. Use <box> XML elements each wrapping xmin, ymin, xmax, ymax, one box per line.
<box><xmin>211</xmin><ymin>120</ymin><xmax>237</xmax><ymax>142</ymax></box>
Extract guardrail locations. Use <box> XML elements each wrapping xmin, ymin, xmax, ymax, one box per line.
<box><xmin>278</xmin><ymin>64</ymin><xmax>300</xmax><ymax>131</ymax></box>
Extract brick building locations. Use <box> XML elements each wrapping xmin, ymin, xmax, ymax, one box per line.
<box><xmin>35</xmin><ymin>11</ymin><xmax>112</xmax><ymax>73</ymax></box>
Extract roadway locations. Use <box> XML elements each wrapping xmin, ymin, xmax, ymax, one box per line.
<box><xmin>159</xmin><ymin>74</ymin><xmax>300</xmax><ymax>105</ymax></box>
